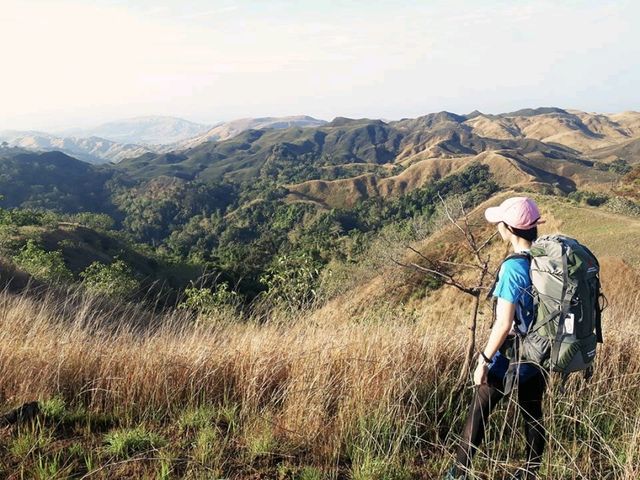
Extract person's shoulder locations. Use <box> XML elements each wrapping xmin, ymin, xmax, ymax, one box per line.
<box><xmin>499</xmin><ymin>255</ymin><xmax>530</xmax><ymax>278</ymax></box>
<box><xmin>502</xmin><ymin>254</ymin><xmax>530</xmax><ymax>269</ymax></box>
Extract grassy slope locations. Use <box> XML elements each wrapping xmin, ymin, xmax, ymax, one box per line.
<box><xmin>309</xmin><ymin>192</ymin><xmax>640</xmax><ymax>331</ymax></box>
<box><xmin>284</xmin><ymin>152</ymin><xmax>618</xmax><ymax>209</ymax></box>
<box><xmin>0</xmin><ymin>222</ymin><xmax>200</xmax><ymax>299</ymax></box>
<box><xmin>0</xmin><ymin>195</ymin><xmax>639</xmax><ymax>478</ymax></box>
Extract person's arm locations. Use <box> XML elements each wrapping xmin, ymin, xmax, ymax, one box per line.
<box><xmin>473</xmin><ymin>298</ymin><xmax>516</xmax><ymax>385</ymax></box>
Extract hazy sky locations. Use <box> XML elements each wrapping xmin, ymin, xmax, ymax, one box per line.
<box><xmin>1</xmin><ymin>0</ymin><xmax>639</xmax><ymax>131</ymax></box>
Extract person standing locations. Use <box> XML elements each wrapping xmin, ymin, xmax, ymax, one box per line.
<box><xmin>445</xmin><ymin>197</ymin><xmax>547</xmax><ymax>480</ymax></box>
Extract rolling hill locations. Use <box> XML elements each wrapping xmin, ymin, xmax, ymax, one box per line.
<box><xmin>1</xmin><ymin>108</ymin><xmax>637</xmax><ymax>218</ymax></box>
<box><xmin>114</xmin><ymin>108</ymin><xmax>637</xmax><ymax>210</ymax></box>
<box><xmin>0</xmin><ymin>130</ymin><xmax>151</xmax><ymax>164</ymax></box>
<box><xmin>2</xmin><ymin>107</ymin><xmax>637</xmax><ymax>215</ymax></box>
<box><xmin>63</xmin><ymin>116</ymin><xmax>211</xmax><ymax>145</ymax></box>
<box><xmin>1</xmin><ymin>116</ymin><xmax>330</xmax><ymax>164</ymax></box>
<box><xmin>171</xmin><ymin>115</ymin><xmax>327</xmax><ymax>149</ymax></box>
<box><xmin>310</xmin><ymin>191</ymin><xmax>640</xmax><ymax>323</ymax></box>
<box><xmin>0</xmin><ymin>149</ymin><xmax>117</xmax><ymax>212</ymax></box>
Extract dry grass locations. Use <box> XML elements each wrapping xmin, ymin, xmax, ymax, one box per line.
<box><xmin>0</xmin><ymin>268</ymin><xmax>638</xmax><ymax>479</ymax></box>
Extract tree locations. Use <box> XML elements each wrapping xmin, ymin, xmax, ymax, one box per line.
<box><xmin>15</xmin><ymin>240</ymin><xmax>73</xmax><ymax>283</ymax></box>
<box><xmin>80</xmin><ymin>259</ymin><xmax>140</xmax><ymax>299</ymax></box>
<box><xmin>259</xmin><ymin>253</ymin><xmax>322</xmax><ymax>309</ymax></box>
<box><xmin>393</xmin><ymin>194</ymin><xmax>497</xmax><ymax>386</ymax></box>
<box><xmin>178</xmin><ymin>281</ymin><xmax>240</xmax><ymax>322</ymax></box>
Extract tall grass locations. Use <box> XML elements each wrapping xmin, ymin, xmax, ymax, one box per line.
<box><xmin>0</xmin><ymin>276</ymin><xmax>638</xmax><ymax>478</ymax></box>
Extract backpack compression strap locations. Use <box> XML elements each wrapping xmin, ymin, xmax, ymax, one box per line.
<box><xmin>595</xmin><ymin>276</ymin><xmax>606</xmax><ymax>343</ymax></box>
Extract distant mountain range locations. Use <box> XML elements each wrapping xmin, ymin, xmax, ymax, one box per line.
<box><xmin>60</xmin><ymin>116</ymin><xmax>211</xmax><ymax>145</ymax></box>
<box><xmin>171</xmin><ymin>116</ymin><xmax>327</xmax><ymax>149</ymax></box>
<box><xmin>0</xmin><ymin>115</ymin><xmax>328</xmax><ymax>164</ymax></box>
<box><xmin>112</xmin><ymin>108</ymin><xmax>640</xmax><ymax>205</ymax></box>
<box><xmin>1</xmin><ymin>107</ymin><xmax>639</xmax><ymax>210</ymax></box>
<box><xmin>0</xmin><ymin>131</ymin><xmax>150</xmax><ymax>164</ymax></box>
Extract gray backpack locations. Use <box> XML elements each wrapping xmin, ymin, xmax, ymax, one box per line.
<box><xmin>500</xmin><ymin>235</ymin><xmax>605</xmax><ymax>391</ymax></box>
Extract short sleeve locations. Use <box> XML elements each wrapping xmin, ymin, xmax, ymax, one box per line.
<box><xmin>493</xmin><ymin>259</ymin><xmax>528</xmax><ymax>304</ymax></box>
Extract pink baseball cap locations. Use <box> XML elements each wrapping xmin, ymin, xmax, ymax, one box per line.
<box><xmin>484</xmin><ymin>197</ymin><xmax>543</xmax><ymax>230</ymax></box>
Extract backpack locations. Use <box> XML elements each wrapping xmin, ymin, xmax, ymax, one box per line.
<box><xmin>495</xmin><ymin>234</ymin><xmax>606</xmax><ymax>392</ymax></box>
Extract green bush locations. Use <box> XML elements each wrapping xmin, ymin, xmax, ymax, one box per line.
<box><xmin>65</xmin><ymin>212</ymin><xmax>115</xmax><ymax>230</ymax></box>
<box><xmin>39</xmin><ymin>396</ymin><xmax>67</xmax><ymax>421</ymax></box>
<box><xmin>567</xmin><ymin>190</ymin><xmax>609</xmax><ymax>207</ymax></box>
<box><xmin>104</xmin><ymin>427</ymin><xmax>165</xmax><ymax>458</ymax></box>
<box><xmin>178</xmin><ymin>282</ymin><xmax>239</xmax><ymax>316</ymax></box>
<box><xmin>604</xmin><ymin>196</ymin><xmax>640</xmax><ymax>216</ymax></box>
<box><xmin>609</xmin><ymin>159</ymin><xmax>632</xmax><ymax>175</ymax></box>
<box><xmin>0</xmin><ymin>208</ymin><xmax>46</xmax><ymax>226</ymax></box>
<box><xmin>193</xmin><ymin>425</ymin><xmax>218</xmax><ymax>454</ymax></box>
<box><xmin>593</xmin><ymin>159</ymin><xmax>631</xmax><ymax>175</ymax></box>
<box><xmin>9</xmin><ymin>426</ymin><xmax>53</xmax><ymax>460</ymax></box>
<box><xmin>259</xmin><ymin>253</ymin><xmax>321</xmax><ymax>308</ymax></box>
<box><xmin>80</xmin><ymin>260</ymin><xmax>140</xmax><ymax>299</ymax></box>
<box><xmin>15</xmin><ymin>240</ymin><xmax>73</xmax><ymax>283</ymax></box>
<box><xmin>178</xmin><ymin>406</ymin><xmax>217</xmax><ymax>431</ymax></box>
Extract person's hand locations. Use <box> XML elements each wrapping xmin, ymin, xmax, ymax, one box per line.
<box><xmin>473</xmin><ymin>361</ymin><xmax>488</xmax><ymax>386</ymax></box>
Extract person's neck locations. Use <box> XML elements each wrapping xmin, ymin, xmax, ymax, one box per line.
<box><xmin>511</xmin><ymin>236</ymin><xmax>532</xmax><ymax>253</ymax></box>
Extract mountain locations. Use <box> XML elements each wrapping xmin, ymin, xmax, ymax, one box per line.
<box><xmin>0</xmin><ymin>150</ymin><xmax>116</xmax><ymax>212</ymax></box>
<box><xmin>0</xmin><ymin>116</ymin><xmax>328</xmax><ymax>164</ymax></box>
<box><xmin>117</xmin><ymin>109</ymin><xmax>637</xmax><ymax>187</ymax></box>
<box><xmin>64</xmin><ymin>116</ymin><xmax>211</xmax><ymax>145</ymax></box>
<box><xmin>171</xmin><ymin>115</ymin><xmax>327</xmax><ymax>150</ymax></box>
<box><xmin>0</xmin><ymin>107</ymin><xmax>638</xmax><ymax>313</ymax></box>
<box><xmin>117</xmin><ymin>118</ymin><xmax>406</xmax><ymax>182</ymax></box>
<box><xmin>2</xmin><ymin>108</ymin><xmax>639</xmax><ymax>214</ymax></box>
<box><xmin>466</xmin><ymin>109</ymin><xmax>640</xmax><ymax>153</ymax></box>
<box><xmin>0</xmin><ymin>130</ymin><xmax>150</xmax><ymax>164</ymax></box>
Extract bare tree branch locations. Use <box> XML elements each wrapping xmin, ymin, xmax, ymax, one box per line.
<box><xmin>392</xmin><ymin>193</ymin><xmax>501</xmax><ymax>388</ymax></box>
<box><xmin>477</xmin><ymin>231</ymin><xmax>499</xmax><ymax>252</ymax></box>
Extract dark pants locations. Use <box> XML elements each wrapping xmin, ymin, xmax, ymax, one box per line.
<box><xmin>454</xmin><ymin>370</ymin><xmax>547</xmax><ymax>474</ymax></box>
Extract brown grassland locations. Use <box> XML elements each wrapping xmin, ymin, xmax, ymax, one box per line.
<box><xmin>0</xmin><ymin>194</ymin><xmax>639</xmax><ymax>479</ymax></box>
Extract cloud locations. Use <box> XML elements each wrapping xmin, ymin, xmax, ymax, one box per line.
<box><xmin>177</xmin><ymin>5</ymin><xmax>239</xmax><ymax>20</ymax></box>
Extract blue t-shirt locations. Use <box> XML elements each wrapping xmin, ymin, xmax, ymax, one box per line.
<box><xmin>488</xmin><ymin>253</ymin><xmax>540</xmax><ymax>383</ymax></box>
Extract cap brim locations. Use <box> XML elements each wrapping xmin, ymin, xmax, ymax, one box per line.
<box><xmin>484</xmin><ymin>206</ymin><xmax>503</xmax><ymax>224</ymax></box>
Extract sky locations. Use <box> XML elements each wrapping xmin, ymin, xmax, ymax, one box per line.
<box><xmin>1</xmin><ymin>0</ymin><xmax>639</xmax><ymax>131</ymax></box>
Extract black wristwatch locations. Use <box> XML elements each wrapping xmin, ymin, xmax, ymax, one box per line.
<box><xmin>478</xmin><ymin>351</ymin><xmax>492</xmax><ymax>365</ymax></box>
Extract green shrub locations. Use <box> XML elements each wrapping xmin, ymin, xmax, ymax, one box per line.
<box><xmin>178</xmin><ymin>282</ymin><xmax>239</xmax><ymax>316</ymax></box>
<box><xmin>39</xmin><ymin>396</ymin><xmax>66</xmax><ymax>421</ymax></box>
<box><xmin>66</xmin><ymin>442</ymin><xmax>86</xmax><ymax>459</ymax></box>
<box><xmin>246</xmin><ymin>426</ymin><xmax>276</xmax><ymax>462</ymax></box>
<box><xmin>104</xmin><ymin>427</ymin><xmax>166</xmax><ymax>458</ymax></box>
<box><xmin>567</xmin><ymin>190</ymin><xmax>609</xmax><ymax>207</ymax></box>
<box><xmin>65</xmin><ymin>212</ymin><xmax>115</xmax><ymax>230</ymax></box>
<box><xmin>296</xmin><ymin>466</ymin><xmax>325</xmax><ymax>480</ymax></box>
<box><xmin>351</xmin><ymin>455</ymin><xmax>412</xmax><ymax>480</ymax></box>
<box><xmin>604</xmin><ymin>196</ymin><xmax>640</xmax><ymax>216</ymax></box>
<box><xmin>15</xmin><ymin>240</ymin><xmax>73</xmax><ymax>283</ymax></box>
<box><xmin>609</xmin><ymin>159</ymin><xmax>632</xmax><ymax>175</ymax></box>
<box><xmin>0</xmin><ymin>208</ymin><xmax>46</xmax><ymax>226</ymax></box>
<box><xmin>191</xmin><ymin>425</ymin><xmax>221</xmax><ymax>467</ymax></box>
<box><xmin>9</xmin><ymin>426</ymin><xmax>52</xmax><ymax>460</ymax></box>
<box><xmin>259</xmin><ymin>253</ymin><xmax>321</xmax><ymax>308</ymax></box>
<box><xmin>80</xmin><ymin>259</ymin><xmax>140</xmax><ymax>299</ymax></box>
<box><xmin>34</xmin><ymin>452</ymin><xmax>65</xmax><ymax>480</ymax></box>
<box><xmin>178</xmin><ymin>406</ymin><xmax>217</xmax><ymax>431</ymax></box>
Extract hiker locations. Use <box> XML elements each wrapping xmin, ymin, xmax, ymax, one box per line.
<box><xmin>446</xmin><ymin>197</ymin><xmax>547</xmax><ymax>480</ymax></box>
